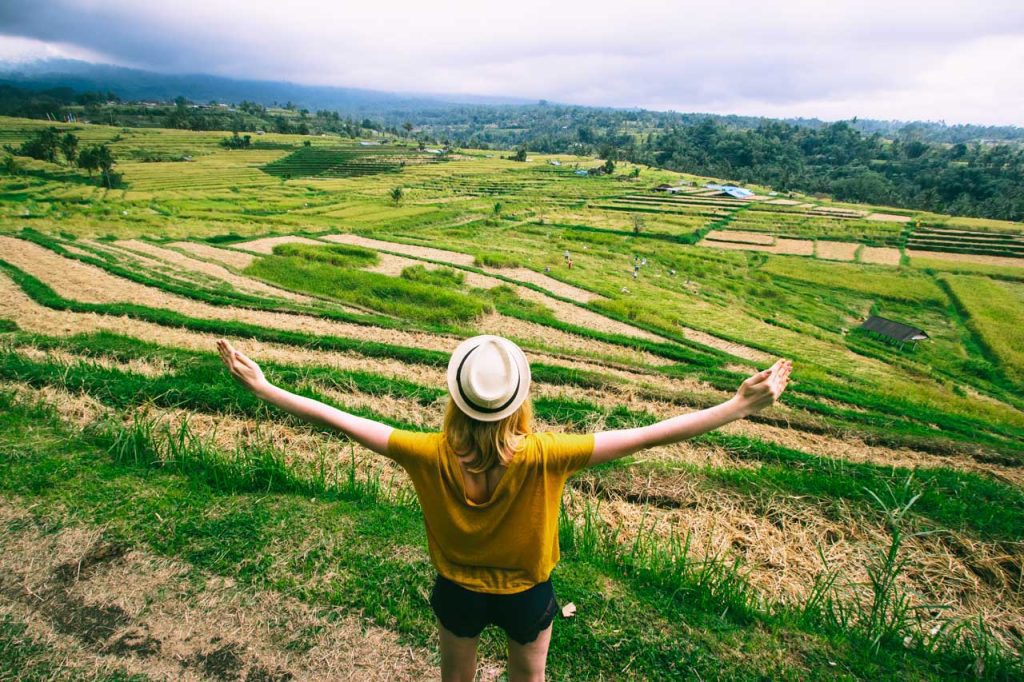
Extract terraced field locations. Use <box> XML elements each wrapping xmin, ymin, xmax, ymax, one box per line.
<box><xmin>1</xmin><ymin>115</ymin><xmax>1023</xmax><ymax>679</ymax></box>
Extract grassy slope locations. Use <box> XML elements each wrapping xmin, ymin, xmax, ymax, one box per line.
<box><xmin>3</xmin><ymin>391</ymin><xmax>1016</xmax><ymax>680</ymax></box>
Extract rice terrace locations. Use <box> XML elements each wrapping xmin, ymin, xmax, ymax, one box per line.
<box><xmin>0</xmin><ymin>112</ymin><xmax>1023</xmax><ymax>681</ymax></box>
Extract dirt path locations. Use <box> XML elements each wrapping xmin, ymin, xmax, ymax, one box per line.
<box><xmin>0</xmin><ymin>499</ymin><xmax>440</xmax><ymax>681</ymax></box>
<box><xmin>113</xmin><ymin>239</ymin><xmax>317</xmax><ymax>303</ymax></box>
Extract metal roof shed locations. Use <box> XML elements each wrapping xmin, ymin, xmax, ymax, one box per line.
<box><xmin>858</xmin><ymin>315</ymin><xmax>929</xmax><ymax>349</ymax></box>
<box><xmin>705</xmin><ymin>183</ymin><xmax>755</xmax><ymax>199</ymax></box>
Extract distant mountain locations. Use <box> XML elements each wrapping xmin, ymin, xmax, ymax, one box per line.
<box><xmin>0</xmin><ymin>58</ymin><xmax>533</xmax><ymax>113</ymax></box>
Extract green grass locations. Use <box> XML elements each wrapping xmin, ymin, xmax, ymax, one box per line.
<box><xmin>245</xmin><ymin>244</ymin><xmax>493</xmax><ymax>324</ymax></box>
<box><xmin>8</xmin><ymin>335</ymin><xmax>1020</xmax><ymax>544</ymax></box>
<box><xmin>270</xmin><ymin>241</ymin><xmax>379</xmax><ymax>268</ymax></box>
<box><xmin>758</xmin><ymin>256</ymin><xmax>947</xmax><ymax>305</ymax></box>
<box><xmin>940</xmin><ymin>275</ymin><xmax>1024</xmax><ymax>384</ymax></box>
<box><xmin>2</xmin><ymin>391</ymin><xmax>1020</xmax><ymax>680</ymax></box>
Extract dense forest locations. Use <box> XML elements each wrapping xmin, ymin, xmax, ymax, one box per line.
<box><xmin>637</xmin><ymin>119</ymin><xmax>1024</xmax><ymax>221</ymax></box>
<box><xmin>2</xmin><ymin>81</ymin><xmax>1022</xmax><ymax>221</ymax></box>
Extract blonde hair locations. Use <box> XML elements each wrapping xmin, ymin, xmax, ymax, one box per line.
<box><xmin>444</xmin><ymin>398</ymin><xmax>533</xmax><ymax>473</ymax></box>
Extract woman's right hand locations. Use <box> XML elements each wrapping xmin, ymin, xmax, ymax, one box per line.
<box><xmin>217</xmin><ymin>339</ymin><xmax>270</xmax><ymax>397</ymax></box>
<box><xmin>733</xmin><ymin>359</ymin><xmax>792</xmax><ymax>417</ymax></box>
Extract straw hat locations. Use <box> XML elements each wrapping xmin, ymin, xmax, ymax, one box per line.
<box><xmin>447</xmin><ymin>335</ymin><xmax>531</xmax><ymax>422</ymax></box>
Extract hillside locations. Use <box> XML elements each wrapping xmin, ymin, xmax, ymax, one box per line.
<box><xmin>4</xmin><ymin>63</ymin><xmax>1024</xmax><ymax>223</ymax></box>
<box><xmin>0</xmin><ymin>115</ymin><xmax>1022</xmax><ymax>679</ymax></box>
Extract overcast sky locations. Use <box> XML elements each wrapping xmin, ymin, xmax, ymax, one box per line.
<box><xmin>1</xmin><ymin>0</ymin><xmax>1023</xmax><ymax>125</ymax></box>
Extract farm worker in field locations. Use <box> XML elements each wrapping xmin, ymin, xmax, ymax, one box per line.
<box><xmin>216</xmin><ymin>337</ymin><xmax>791</xmax><ymax>681</ymax></box>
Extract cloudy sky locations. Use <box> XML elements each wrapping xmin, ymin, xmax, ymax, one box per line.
<box><xmin>1</xmin><ymin>0</ymin><xmax>1023</xmax><ymax>125</ymax></box>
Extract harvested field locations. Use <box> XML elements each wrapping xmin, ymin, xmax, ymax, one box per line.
<box><xmin>812</xmin><ymin>206</ymin><xmax>868</xmax><ymax>217</ymax></box>
<box><xmin>233</xmin><ymin>235</ymin><xmax>326</xmax><ymax>254</ymax></box>
<box><xmin>775</xmin><ymin>238</ymin><xmax>816</xmax><ymax>256</ymax></box>
<box><xmin>12</xmin><ymin>346</ymin><xmax>173</xmax><ymax>378</ymax></box>
<box><xmin>366</xmin><ymin>251</ymin><xmax>503</xmax><ymax>290</ymax></box>
<box><xmin>765</xmin><ymin>199</ymin><xmax>802</xmax><ymax>205</ymax></box>
<box><xmin>815</xmin><ymin>241</ymin><xmax>860</xmax><ymax>261</ymax></box>
<box><xmin>0</xmin><ymin>237</ymin><xmax>656</xmax><ymax>370</ymax></box>
<box><xmin>678</xmin><ymin>326</ymin><xmax>773</xmax><ymax>363</ymax></box>
<box><xmin>0</xmin><ymin>236</ymin><xmax>465</xmax><ymax>352</ymax></box>
<box><xmin>114</xmin><ymin>239</ymin><xmax>316</xmax><ymax>302</ymax></box>
<box><xmin>476</xmin><ymin>312</ymin><xmax>672</xmax><ymax>367</ymax></box>
<box><xmin>699</xmin><ymin>237</ymin><xmax>815</xmax><ymax>256</ymax></box>
<box><xmin>0</xmin><ymin>269</ymin><xmax>701</xmax><ymax>396</ymax></box>
<box><xmin>704</xmin><ymin>229</ymin><xmax>775</xmax><ymax>245</ymax></box>
<box><xmin>330</xmin><ymin>240</ymin><xmax>658</xmax><ymax>340</ymax></box>
<box><xmin>859</xmin><ymin>246</ymin><xmax>902</xmax><ymax>265</ymax></box>
<box><xmin>512</xmin><ymin>286</ymin><xmax>663</xmax><ymax>342</ymax></box>
<box><xmin>907</xmin><ymin>249</ymin><xmax>1024</xmax><ymax>269</ymax></box>
<box><xmin>62</xmin><ymin>243</ymin><xmax>103</xmax><ymax>259</ymax></box>
<box><xmin>170</xmin><ymin>241</ymin><xmax>257</xmax><ymax>269</ymax></box>
<box><xmin>322</xmin><ymin>233</ymin><xmax>477</xmax><ymax>266</ymax></box>
<box><xmin>322</xmin><ymin>233</ymin><xmax>605</xmax><ymax>303</ymax></box>
<box><xmin>496</xmin><ymin>267</ymin><xmax>604</xmax><ymax>303</ymax></box>
<box><xmin>575</xmin><ymin>480</ymin><xmax>1024</xmax><ymax>641</ymax></box>
<box><xmin>867</xmin><ymin>212</ymin><xmax>912</xmax><ymax>223</ymax></box>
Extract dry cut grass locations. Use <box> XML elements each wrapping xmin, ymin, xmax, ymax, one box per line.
<box><xmin>0</xmin><ymin>499</ymin><xmax>440</xmax><ymax>681</ymax></box>
<box><xmin>114</xmin><ymin>239</ymin><xmax>316</xmax><ymax>303</ymax></box>
<box><xmin>907</xmin><ymin>249</ymin><xmax>1024</xmax><ymax>269</ymax></box>
<box><xmin>170</xmin><ymin>241</ymin><xmax>257</xmax><ymax>269</ymax></box>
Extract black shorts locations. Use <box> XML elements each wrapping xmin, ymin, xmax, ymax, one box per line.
<box><xmin>430</xmin><ymin>574</ymin><xmax>558</xmax><ymax>645</ymax></box>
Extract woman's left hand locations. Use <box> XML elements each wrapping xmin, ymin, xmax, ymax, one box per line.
<box><xmin>217</xmin><ymin>339</ymin><xmax>270</xmax><ymax>396</ymax></box>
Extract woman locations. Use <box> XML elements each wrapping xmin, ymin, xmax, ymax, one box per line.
<box><xmin>217</xmin><ymin>335</ymin><xmax>791</xmax><ymax>681</ymax></box>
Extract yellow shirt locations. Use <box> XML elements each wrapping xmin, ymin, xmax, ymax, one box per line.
<box><xmin>387</xmin><ymin>429</ymin><xmax>594</xmax><ymax>594</ymax></box>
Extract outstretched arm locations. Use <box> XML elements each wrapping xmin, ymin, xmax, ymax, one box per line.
<box><xmin>216</xmin><ymin>339</ymin><xmax>393</xmax><ymax>456</ymax></box>
<box><xmin>588</xmin><ymin>359</ymin><xmax>792</xmax><ymax>467</ymax></box>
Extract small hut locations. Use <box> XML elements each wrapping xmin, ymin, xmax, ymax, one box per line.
<box><xmin>858</xmin><ymin>315</ymin><xmax>929</xmax><ymax>350</ymax></box>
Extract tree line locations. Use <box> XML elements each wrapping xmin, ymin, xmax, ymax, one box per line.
<box><xmin>2</xmin><ymin>81</ymin><xmax>1022</xmax><ymax>220</ymax></box>
<box><xmin>3</xmin><ymin>127</ymin><xmax>120</xmax><ymax>188</ymax></box>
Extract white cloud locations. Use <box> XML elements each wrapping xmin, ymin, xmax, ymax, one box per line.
<box><xmin>0</xmin><ymin>34</ymin><xmax>107</xmax><ymax>63</ymax></box>
<box><xmin>1</xmin><ymin>0</ymin><xmax>1022</xmax><ymax>124</ymax></box>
